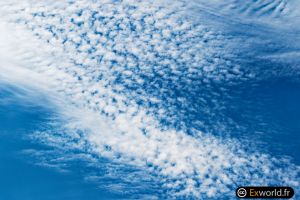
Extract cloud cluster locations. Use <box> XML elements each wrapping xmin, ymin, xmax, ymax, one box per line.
<box><xmin>0</xmin><ymin>0</ymin><xmax>299</xmax><ymax>199</ymax></box>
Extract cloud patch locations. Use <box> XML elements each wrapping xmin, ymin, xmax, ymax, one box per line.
<box><xmin>0</xmin><ymin>0</ymin><xmax>299</xmax><ymax>199</ymax></box>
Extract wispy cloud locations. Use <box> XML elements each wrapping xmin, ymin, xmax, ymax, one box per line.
<box><xmin>0</xmin><ymin>0</ymin><xmax>299</xmax><ymax>199</ymax></box>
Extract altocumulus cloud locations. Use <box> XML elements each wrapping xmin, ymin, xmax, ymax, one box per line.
<box><xmin>0</xmin><ymin>0</ymin><xmax>299</xmax><ymax>199</ymax></box>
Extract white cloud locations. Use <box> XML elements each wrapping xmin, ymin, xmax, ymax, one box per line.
<box><xmin>0</xmin><ymin>0</ymin><xmax>299</xmax><ymax>199</ymax></box>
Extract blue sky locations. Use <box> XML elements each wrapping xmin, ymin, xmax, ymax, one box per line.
<box><xmin>0</xmin><ymin>0</ymin><xmax>299</xmax><ymax>199</ymax></box>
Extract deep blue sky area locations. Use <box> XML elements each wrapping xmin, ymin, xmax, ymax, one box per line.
<box><xmin>0</xmin><ymin>87</ymin><xmax>124</xmax><ymax>200</ymax></box>
<box><xmin>224</xmin><ymin>78</ymin><xmax>300</xmax><ymax>165</ymax></box>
